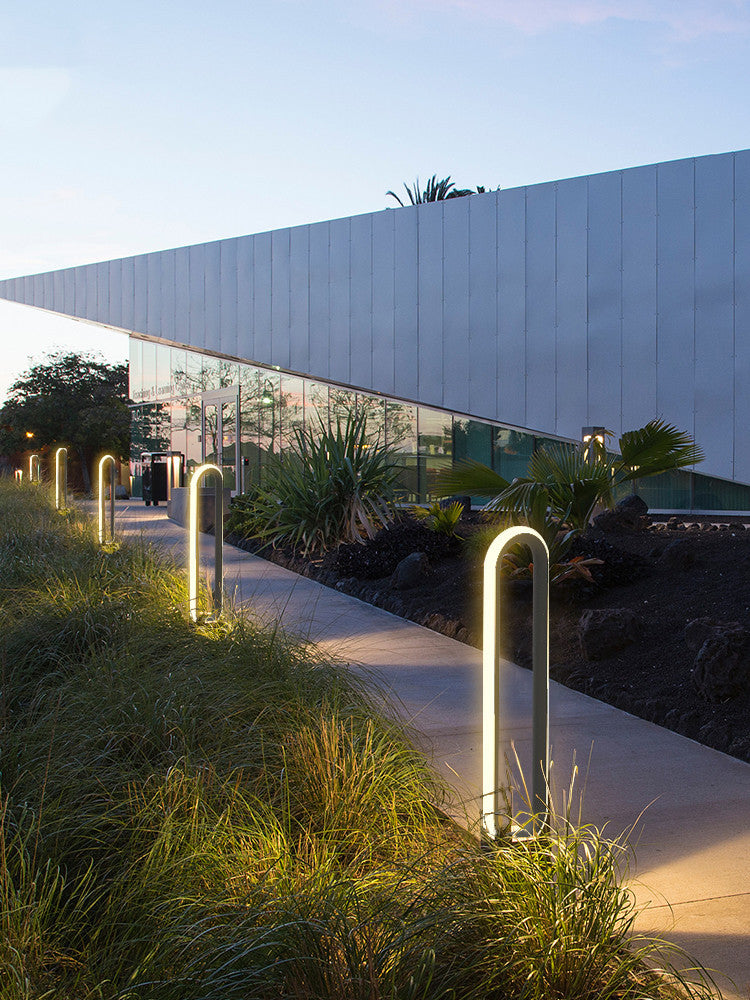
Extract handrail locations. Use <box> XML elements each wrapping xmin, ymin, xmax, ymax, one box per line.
<box><xmin>188</xmin><ymin>464</ymin><xmax>224</xmax><ymax>622</ymax></box>
<box><xmin>55</xmin><ymin>447</ymin><xmax>68</xmax><ymax>511</ymax></box>
<box><xmin>482</xmin><ymin>526</ymin><xmax>550</xmax><ymax>840</ymax></box>
<box><xmin>98</xmin><ymin>455</ymin><xmax>117</xmax><ymax>545</ymax></box>
<box><xmin>29</xmin><ymin>454</ymin><xmax>41</xmax><ymax>483</ymax></box>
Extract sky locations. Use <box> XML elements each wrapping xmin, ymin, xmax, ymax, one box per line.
<box><xmin>1</xmin><ymin>0</ymin><xmax>750</xmax><ymax>400</ymax></box>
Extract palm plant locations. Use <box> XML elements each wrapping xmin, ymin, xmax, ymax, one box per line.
<box><xmin>386</xmin><ymin>175</ymin><xmax>483</xmax><ymax>207</ymax></box>
<box><xmin>436</xmin><ymin>419</ymin><xmax>703</xmax><ymax>532</ymax></box>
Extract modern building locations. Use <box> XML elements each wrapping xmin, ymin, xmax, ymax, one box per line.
<box><xmin>2</xmin><ymin>148</ymin><xmax>750</xmax><ymax>511</ymax></box>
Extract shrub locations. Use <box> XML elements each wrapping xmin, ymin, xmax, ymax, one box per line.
<box><xmin>411</xmin><ymin>500</ymin><xmax>464</xmax><ymax>536</ymax></box>
<box><xmin>228</xmin><ymin>412</ymin><xmax>400</xmax><ymax>555</ymax></box>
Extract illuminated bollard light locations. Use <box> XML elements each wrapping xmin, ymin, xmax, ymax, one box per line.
<box><xmin>14</xmin><ymin>469</ymin><xmax>23</xmax><ymax>482</ymax></box>
<box><xmin>98</xmin><ymin>455</ymin><xmax>117</xmax><ymax>546</ymax></box>
<box><xmin>29</xmin><ymin>454</ymin><xmax>41</xmax><ymax>483</ymax></box>
<box><xmin>482</xmin><ymin>526</ymin><xmax>550</xmax><ymax>841</ymax></box>
<box><xmin>188</xmin><ymin>464</ymin><xmax>224</xmax><ymax>623</ymax></box>
<box><xmin>55</xmin><ymin>447</ymin><xmax>68</xmax><ymax>511</ymax></box>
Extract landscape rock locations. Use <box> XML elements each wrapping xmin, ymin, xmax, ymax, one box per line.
<box><xmin>691</xmin><ymin>624</ymin><xmax>750</xmax><ymax>702</ymax></box>
<box><xmin>592</xmin><ymin>494</ymin><xmax>649</xmax><ymax>533</ymax></box>
<box><xmin>659</xmin><ymin>538</ymin><xmax>695</xmax><ymax>571</ymax></box>
<box><xmin>578</xmin><ymin>608</ymin><xmax>641</xmax><ymax>661</ymax></box>
<box><xmin>392</xmin><ymin>552</ymin><xmax>429</xmax><ymax>590</ymax></box>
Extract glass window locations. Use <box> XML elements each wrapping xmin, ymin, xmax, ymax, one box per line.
<box><xmin>238</xmin><ymin>366</ymin><xmax>262</xmax><ymax>486</ymax></box>
<box><xmin>155</xmin><ymin>344</ymin><xmax>172</xmax><ymax>398</ymax></box>
<box><xmin>170</xmin><ymin>400</ymin><xmax>187</xmax><ymax>459</ymax></box>
<box><xmin>305</xmin><ymin>381</ymin><xmax>329</xmax><ymax>437</ymax></box>
<box><xmin>257</xmin><ymin>372</ymin><xmax>281</xmax><ymax>469</ymax></box>
<box><xmin>185</xmin><ymin>350</ymin><xmax>203</xmax><ymax>393</ymax></box>
<box><xmin>140</xmin><ymin>401</ymin><xmax>171</xmax><ymax>453</ymax></box>
<box><xmin>418</xmin><ymin>408</ymin><xmax>453</xmax><ymax>500</ymax></box>
<box><xmin>634</xmin><ymin>470</ymin><xmax>692</xmax><ymax>510</ymax></box>
<box><xmin>129</xmin><ymin>338</ymin><xmax>142</xmax><ymax>403</ymax></box>
<box><xmin>330</xmin><ymin>386</ymin><xmax>355</xmax><ymax>426</ymax></box>
<box><xmin>693</xmin><ymin>473</ymin><xmax>750</xmax><ymax>511</ymax></box>
<box><xmin>280</xmin><ymin>375</ymin><xmax>305</xmax><ymax>449</ymax></box>
<box><xmin>356</xmin><ymin>393</ymin><xmax>385</xmax><ymax>445</ymax></box>
<box><xmin>454</xmin><ymin>418</ymin><xmax>493</xmax><ymax>466</ymax></box>
<box><xmin>494</xmin><ymin>428</ymin><xmax>534</xmax><ymax>482</ymax></box>
<box><xmin>202</xmin><ymin>355</ymin><xmax>223</xmax><ymax>392</ymax></box>
<box><xmin>386</xmin><ymin>401</ymin><xmax>418</xmax><ymax>501</ymax></box>
<box><xmin>141</xmin><ymin>341</ymin><xmax>157</xmax><ymax>402</ymax></box>
<box><xmin>171</xmin><ymin>348</ymin><xmax>188</xmax><ymax>396</ymax></box>
<box><xmin>185</xmin><ymin>396</ymin><xmax>202</xmax><ymax>475</ymax></box>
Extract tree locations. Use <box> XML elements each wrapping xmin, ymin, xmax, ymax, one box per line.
<box><xmin>0</xmin><ymin>351</ymin><xmax>130</xmax><ymax>493</ymax></box>
<box><xmin>435</xmin><ymin>419</ymin><xmax>704</xmax><ymax>532</ymax></box>
<box><xmin>386</xmin><ymin>175</ymin><xmax>492</xmax><ymax>207</ymax></box>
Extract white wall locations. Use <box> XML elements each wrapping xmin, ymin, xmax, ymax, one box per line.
<box><xmin>2</xmin><ymin>148</ymin><xmax>749</xmax><ymax>485</ymax></box>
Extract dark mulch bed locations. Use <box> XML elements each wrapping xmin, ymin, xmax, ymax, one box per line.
<box><xmin>227</xmin><ymin>515</ymin><xmax>750</xmax><ymax>764</ymax></box>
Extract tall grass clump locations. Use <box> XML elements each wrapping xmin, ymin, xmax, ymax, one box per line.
<box><xmin>0</xmin><ymin>479</ymin><xmax>721</xmax><ymax>998</ymax></box>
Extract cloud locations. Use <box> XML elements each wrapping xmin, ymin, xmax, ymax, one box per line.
<box><xmin>378</xmin><ymin>0</ymin><xmax>750</xmax><ymax>39</ymax></box>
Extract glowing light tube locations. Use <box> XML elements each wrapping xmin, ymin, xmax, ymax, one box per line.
<box><xmin>55</xmin><ymin>447</ymin><xmax>68</xmax><ymax>511</ymax></box>
<box><xmin>29</xmin><ymin>454</ymin><xmax>41</xmax><ymax>482</ymax></box>
<box><xmin>188</xmin><ymin>464</ymin><xmax>224</xmax><ymax>622</ymax></box>
<box><xmin>482</xmin><ymin>526</ymin><xmax>550</xmax><ymax>840</ymax></box>
<box><xmin>98</xmin><ymin>455</ymin><xmax>117</xmax><ymax>544</ymax></box>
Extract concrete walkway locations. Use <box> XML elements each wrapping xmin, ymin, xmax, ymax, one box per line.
<box><xmin>114</xmin><ymin>502</ymin><xmax>750</xmax><ymax>999</ymax></box>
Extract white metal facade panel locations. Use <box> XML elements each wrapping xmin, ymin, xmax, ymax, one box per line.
<box><xmin>288</xmin><ymin>225</ymin><xmax>310</xmax><ymax>375</ymax></box>
<box><xmin>308</xmin><ymin>222</ymin><xmax>330</xmax><ymax>379</ymax></box>
<box><xmin>329</xmin><ymin>217</ymin><xmax>351</xmax><ymax>385</ymax></box>
<box><xmin>694</xmin><ymin>154</ymin><xmax>735</xmax><ymax>478</ymax></box>
<box><xmin>159</xmin><ymin>251</ymin><xmax>176</xmax><ymax>345</ymax></box>
<box><xmin>203</xmin><ymin>242</ymin><xmax>221</xmax><ymax>354</ymax></box>
<box><xmin>621</xmin><ymin>166</ymin><xmax>658</xmax><ymax>431</ymax></box>
<box><xmin>393</xmin><ymin>208</ymin><xmax>419</xmax><ymax>400</ymax></box>
<box><xmin>43</xmin><ymin>270</ymin><xmax>53</xmax><ymax>312</ymax></box>
<box><xmin>219</xmin><ymin>238</ymin><xmax>238</xmax><ymax>360</ymax></box>
<box><xmin>120</xmin><ymin>259</ymin><xmax>135</xmax><ymax>333</ymax></box>
<box><xmin>497</xmin><ymin>186</ymin><xmax>527</xmax><ymax>426</ymax></box>
<box><xmin>554</xmin><ymin>176</ymin><xmax>589</xmax><ymax>439</ymax></box>
<box><xmin>174</xmin><ymin>248</ymin><xmax>190</xmax><ymax>350</ymax></box>
<box><xmin>236</xmin><ymin>237</ymin><xmax>254</xmax><ymax>362</ymax></box>
<box><xmin>349</xmin><ymin>213</ymin><xmax>373</xmax><ymax>390</ymax></box>
<box><xmin>587</xmin><ymin>171</ymin><xmax>623</xmax><ymax>433</ymax></box>
<box><xmin>188</xmin><ymin>244</ymin><xmax>206</xmax><ymax>352</ymax></box>
<box><xmin>468</xmin><ymin>192</ymin><xmax>499</xmax><ymax>420</ymax></box>
<box><xmin>251</xmin><ymin>233</ymin><xmax>271</xmax><ymax>367</ymax></box>
<box><xmin>64</xmin><ymin>267</ymin><xmax>76</xmax><ymax>316</ymax></box>
<box><xmin>371</xmin><ymin>210</ymin><xmax>395</xmax><ymax>396</ymax></box>
<box><xmin>525</xmin><ymin>182</ymin><xmax>557</xmax><ymax>433</ymax></box>
<box><xmin>108</xmin><ymin>259</ymin><xmax>122</xmax><ymax>330</ymax></box>
<box><xmin>133</xmin><ymin>256</ymin><xmax>148</xmax><ymax>335</ymax></box>
<box><xmin>442</xmin><ymin>197</ymin><xmax>471</xmax><ymax>414</ymax></box>
<box><xmin>733</xmin><ymin>150</ymin><xmax>750</xmax><ymax>483</ymax></box>
<box><xmin>146</xmin><ymin>253</ymin><xmax>162</xmax><ymax>339</ymax></box>
<box><xmin>85</xmin><ymin>264</ymin><xmax>98</xmax><ymax>322</ymax></box>
<box><xmin>33</xmin><ymin>273</ymin><xmax>44</xmax><ymax>310</ymax></box>
<box><xmin>53</xmin><ymin>270</ymin><xmax>65</xmax><ymax>315</ymax></box>
<box><xmin>96</xmin><ymin>263</ymin><xmax>109</xmax><ymax>324</ymax></box>
<box><xmin>656</xmin><ymin>158</ymin><xmax>695</xmax><ymax>439</ymax></box>
<box><xmin>416</xmin><ymin>203</ymin><xmax>443</xmax><ymax>405</ymax></box>
<box><xmin>271</xmin><ymin>228</ymin><xmax>291</xmax><ymax>370</ymax></box>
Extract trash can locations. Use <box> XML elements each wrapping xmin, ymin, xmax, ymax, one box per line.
<box><xmin>140</xmin><ymin>452</ymin><xmax>184</xmax><ymax>506</ymax></box>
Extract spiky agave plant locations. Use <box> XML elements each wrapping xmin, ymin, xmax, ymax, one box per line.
<box><xmin>239</xmin><ymin>411</ymin><xmax>401</xmax><ymax>555</ymax></box>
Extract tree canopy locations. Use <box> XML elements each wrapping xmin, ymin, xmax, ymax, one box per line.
<box><xmin>0</xmin><ymin>351</ymin><xmax>130</xmax><ymax>491</ymax></box>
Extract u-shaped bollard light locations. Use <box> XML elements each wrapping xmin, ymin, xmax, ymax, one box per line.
<box><xmin>98</xmin><ymin>455</ymin><xmax>117</xmax><ymax>545</ymax></box>
<box><xmin>482</xmin><ymin>526</ymin><xmax>550</xmax><ymax>841</ymax></box>
<box><xmin>188</xmin><ymin>464</ymin><xmax>224</xmax><ymax>622</ymax></box>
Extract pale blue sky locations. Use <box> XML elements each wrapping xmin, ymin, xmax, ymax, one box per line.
<box><xmin>2</xmin><ymin>0</ymin><xmax>749</xmax><ymax>399</ymax></box>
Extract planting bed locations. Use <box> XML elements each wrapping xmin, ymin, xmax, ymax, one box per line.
<box><xmin>230</xmin><ymin>516</ymin><xmax>750</xmax><ymax>764</ymax></box>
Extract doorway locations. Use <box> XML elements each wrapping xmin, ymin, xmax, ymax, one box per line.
<box><xmin>201</xmin><ymin>386</ymin><xmax>240</xmax><ymax>492</ymax></box>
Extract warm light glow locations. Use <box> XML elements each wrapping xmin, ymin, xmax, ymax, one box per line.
<box><xmin>28</xmin><ymin>454</ymin><xmax>41</xmax><ymax>482</ymax></box>
<box><xmin>25</xmin><ymin>430</ymin><xmax>34</xmax><ymax>439</ymax></box>
<box><xmin>188</xmin><ymin>463</ymin><xmax>224</xmax><ymax>622</ymax></box>
<box><xmin>14</xmin><ymin>468</ymin><xmax>22</xmax><ymax>482</ymax></box>
<box><xmin>482</xmin><ymin>526</ymin><xmax>550</xmax><ymax>840</ymax></box>
<box><xmin>98</xmin><ymin>454</ymin><xmax>117</xmax><ymax>544</ymax></box>
<box><xmin>55</xmin><ymin>447</ymin><xmax>68</xmax><ymax>511</ymax></box>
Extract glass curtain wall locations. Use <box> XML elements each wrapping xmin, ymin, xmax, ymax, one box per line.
<box><xmin>128</xmin><ymin>341</ymin><xmax>750</xmax><ymax>511</ymax></box>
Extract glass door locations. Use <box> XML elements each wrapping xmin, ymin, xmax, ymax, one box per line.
<box><xmin>201</xmin><ymin>386</ymin><xmax>240</xmax><ymax>492</ymax></box>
